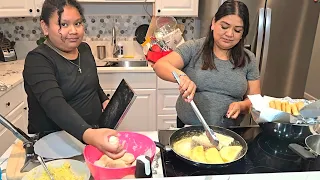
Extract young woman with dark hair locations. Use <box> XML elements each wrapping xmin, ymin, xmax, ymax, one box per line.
<box><xmin>153</xmin><ymin>0</ymin><xmax>261</xmax><ymax>127</ymax></box>
<box><xmin>23</xmin><ymin>0</ymin><xmax>125</xmax><ymax>159</ymax></box>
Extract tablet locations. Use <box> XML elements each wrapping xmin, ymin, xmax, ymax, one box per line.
<box><xmin>98</xmin><ymin>79</ymin><xmax>137</xmax><ymax>129</ymax></box>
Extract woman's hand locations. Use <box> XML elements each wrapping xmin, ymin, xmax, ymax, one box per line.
<box><xmin>83</xmin><ymin>128</ymin><xmax>126</xmax><ymax>159</ymax></box>
<box><xmin>226</xmin><ymin>102</ymin><xmax>244</xmax><ymax>119</ymax></box>
<box><xmin>102</xmin><ymin>99</ymin><xmax>109</xmax><ymax>111</ymax></box>
<box><xmin>179</xmin><ymin>75</ymin><xmax>197</xmax><ymax>102</ymax></box>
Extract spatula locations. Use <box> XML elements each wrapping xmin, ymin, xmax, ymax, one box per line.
<box><xmin>171</xmin><ymin>71</ymin><xmax>220</xmax><ymax>149</ymax></box>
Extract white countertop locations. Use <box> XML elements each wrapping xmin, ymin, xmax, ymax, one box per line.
<box><xmin>0</xmin><ymin>60</ymin><xmax>25</xmax><ymax>97</ymax></box>
<box><xmin>1</xmin><ymin>131</ymin><xmax>320</xmax><ymax>180</ymax></box>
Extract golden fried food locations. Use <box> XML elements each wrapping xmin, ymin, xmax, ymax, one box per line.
<box><xmin>269</xmin><ymin>100</ymin><xmax>276</xmax><ymax>109</ymax></box>
<box><xmin>291</xmin><ymin>103</ymin><xmax>299</xmax><ymax>116</ymax></box>
<box><xmin>268</xmin><ymin>99</ymin><xmax>306</xmax><ymax>116</ymax></box>
<box><xmin>219</xmin><ymin>146</ymin><xmax>243</xmax><ymax>163</ymax></box>
<box><xmin>173</xmin><ymin>137</ymin><xmax>193</xmax><ymax>158</ymax></box>
<box><xmin>285</xmin><ymin>102</ymin><xmax>291</xmax><ymax>114</ymax></box>
<box><xmin>296</xmin><ymin>101</ymin><xmax>305</xmax><ymax>111</ymax></box>
<box><xmin>205</xmin><ymin>148</ymin><xmax>224</xmax><ymax>164</ymax></box>
<box><xmin>191</xmin><ymin>133</ymin><xmax>234</xmax><ymax>149</ymax></box>
<box><xmin>190</xmin><ymin>146</ymin><xmax>206</xmax><ymax>163</ymax></box>
<box><xmin>275</xmin><ymin>100</ymin><xmax>282</xmax><ymax>111</ymax></box>
<box><xmin>281</xmin><ymin>101</ymin><xmax>286</xmax><ymax>111</ymax></box>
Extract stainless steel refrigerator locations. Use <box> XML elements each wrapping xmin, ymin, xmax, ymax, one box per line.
<box><xmin>199</xmin><ymin>0</ymin><xmax>320</xmax><ymax>98</ymax></box>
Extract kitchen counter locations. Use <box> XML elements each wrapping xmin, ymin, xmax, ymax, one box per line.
<box><xmin>0</xmin><ymin>60</ymin><xmax>25</xmax><ymax>97</ymax></box>
<box><xmin>0</xmin><ymin>131</ymin><xmax>163</xmax><ymax>180</ymax></box>
<box><xmin>1</xmin><ymin>131</ymin><xmax>320</xmax><ymax>180</ymax></box>
<box><xmin>0</xmin><ymin>59</ymin><xmax>154</xmax><ymax>97</ymax></box>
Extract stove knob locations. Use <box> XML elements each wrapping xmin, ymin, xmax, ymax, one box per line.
<box><xmin>135</xmin><ymin>155</ymin><xmax>152</xmax><ymax>178</ymax></box>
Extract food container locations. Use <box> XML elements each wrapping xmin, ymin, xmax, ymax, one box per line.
<box><xmin>249</xmin><ymin>94</ymin><xmax>320</xmax><ymax>142</ymax></box>
<box><xmin>83</xmin><ymin>132</ymin><xmax>156</xmax><ymax>180</ymax></box>
<box><xmin>248</xmin><ymin>94</ymin><xmax>318</xmax><ymax>124</ymax></box>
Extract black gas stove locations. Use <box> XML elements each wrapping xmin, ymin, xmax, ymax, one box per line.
<box><xmin>158</xmin><ymin>126</ymin><xmax>318</xmax><ymax>177</ymax></box>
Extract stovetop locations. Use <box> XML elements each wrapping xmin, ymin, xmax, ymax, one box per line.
<box><xmin>157</xmin><ymin>126</ymin><xmax>316</xmax><ymax>177</ymax></box>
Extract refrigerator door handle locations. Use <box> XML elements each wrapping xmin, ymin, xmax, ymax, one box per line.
<box><xmin>255</xmin><ymin>8</ymin><xmax>265</xmax><ymax>67</ymax></box>
<box><xmin>260</xmin><ymin>8</ymin><xmax>272</xmax><ymax>88</ymax></box>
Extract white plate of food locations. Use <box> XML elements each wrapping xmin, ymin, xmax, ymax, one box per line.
<box><xmin>22</xmin><ymin>159</ymin><xmax>90</xmax><ymax>180</ymax></box>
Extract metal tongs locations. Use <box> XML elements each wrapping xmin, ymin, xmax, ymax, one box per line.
<box><xmin>0</xmin><ymin>114</ymin><xmax>32</xmax><ymax>144</ymax></box>
<box><xmin>172</xmin><ymin>71</ymin><xmax>220</xmax><ymax>148</ymax></box>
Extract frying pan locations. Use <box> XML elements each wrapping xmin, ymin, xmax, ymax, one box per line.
<box><xmin>251</xmin><ymin>108</ymin><xmax>317</xmax><ymax>142</ymax></box>
<box><xmin>289</xmin><ymin>134</ymin><xmax>320</xmax><ymax>171</ymax></box>
<box><xmin>135</xmin><ymin>24</ymin><xmax>149</xmax><ymax>44</ymax></box>
<box><xmin>155</xmin><ymin>125</ymin><xmax>248</xmax><ymax>168</ymax></box>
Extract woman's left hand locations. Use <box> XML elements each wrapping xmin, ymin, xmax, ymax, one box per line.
<box><xmin>226</xmin><ymin>102</ymin><xmax>243</xmax><ymax>119</ymax></box>
<box><xmin>102</xmin><ymin>99</ymin><xmax>110</xmax><ymax>111</ymax></box>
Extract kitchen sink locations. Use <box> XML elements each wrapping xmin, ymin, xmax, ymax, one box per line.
<box><xmin>96</xmin><ymin>60</ymin><xmax>149</xmax><ymax>67</ymax></box>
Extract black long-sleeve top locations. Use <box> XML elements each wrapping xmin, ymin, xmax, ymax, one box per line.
<box><xmin>23</xmin><ymin>42</ymin><xmax>108</xmax><ymax>141</ymax></box>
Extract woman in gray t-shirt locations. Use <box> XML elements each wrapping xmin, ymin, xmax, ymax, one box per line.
<box><xmin>153</xmin><ymin>0</ymin><xmax>261</xmax><ymax>127</ymax></box>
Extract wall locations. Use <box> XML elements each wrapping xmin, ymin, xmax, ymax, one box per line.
<box><xmin>305</xmin><ymin>13</ymin><xmax>320</xmax><ymax>100</ymax></box>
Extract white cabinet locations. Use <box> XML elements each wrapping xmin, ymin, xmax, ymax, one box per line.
<box><xmin>0</xmin><ymin>82</ymin><xmax>27</xmax><ymax>155</ymax></box>
<box><xmin>33</xmin><ymin>0</ymin><xmax>44</xmax><ymax>17</ymax></box>
<box><xmin>117</xmin><ymin>89</ymin><xmax>156</xmax><ymax>131</ymax></box>
<box><xmin>98</xmin><ymin>72</ymin><xmax>157</xmax><ymax>131</ymax></box>
<box><xmin>156</xmin><ymin>77</ymin><xmax>180</xmax><ymax>129</ymax></box>
<box><xmin>0</xmin><ymin>0</ymin><xmax>43</xmax><ymax>17</ymax></box>
<box><xmin>154</xmin><ymin>0</ymin><xmax>199</xmax><ymax>17</ymax></box>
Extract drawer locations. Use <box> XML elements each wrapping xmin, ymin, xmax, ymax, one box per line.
<box><xmin>157</xmin><ymin>115</ymin><xmax>177</xmax><ymax>130</ymax></box>
<box><xmin>98</xmin><ymin>73</ymin><xmax>157</xmax><ymax>89</ymax></box>
<box><xmin>0</xmin><ymin>84</ymin><xmax>23</xmax><ymax>117</ymax></box>
<box><xmin>0</xmin><ymin>102</ymin><xmax>26</xmax><ymax>140</ymax></box>
<box><xmin>0</xmin><ymin>108</ymin><xmax>25</xmax><ymax>155</ymax></box>
<box><xmin>157</xmin><ymin>89</ymin><xmax>180</xmax><ymax>114</ymax></box>
<box><xmin>157</xmin><ymin>77</ymin><xmax>178</xmax><ymax>89</ymax></box>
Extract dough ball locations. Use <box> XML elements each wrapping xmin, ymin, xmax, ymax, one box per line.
<box><xmin>99</xmin><ymin>154</ymin><xmax>113</xmax><ymax>164</ymax></box>
<box><xmin>94</xmin><ymin>160</ymin><xmax>106</xmax><ymax>167</ymax></box>
<box><xmin>109</xmin><ymin>136</ymin><xmax>119</xmax><ymax>146</ymax></box>
<box><xmin>120</xmin><ymin>153</ymin><xmax>135</xmax><ymax>165</ymax></box>
<box><xmin>107</xmin><ymin>159</ymin><xmax>128</xmax><ymax>168</ymax></box>
<box><xmin>131</xmin><ymin>160</ymin><xmax>137</xmax><ymax>166</ymax></box>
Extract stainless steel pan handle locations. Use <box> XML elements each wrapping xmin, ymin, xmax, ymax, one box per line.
<box><xmin>0</xmin><ymin>114</ymin><xmax>31</xmax><ymax>144</ymax></box>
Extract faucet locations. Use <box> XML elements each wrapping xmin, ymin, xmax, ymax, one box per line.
<box><xmin>112</xmin><ymin>26</ymin><xmax>119</xmax><ymax>58</ymax></box>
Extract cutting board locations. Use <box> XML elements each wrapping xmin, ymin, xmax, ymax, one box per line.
<box><xmin>6</xmin><ymin>140</ymin><xmax>27</xmax><ymax>180</ymax></box>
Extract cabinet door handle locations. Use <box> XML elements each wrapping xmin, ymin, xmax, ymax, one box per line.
<box><xmin>29</xmin><ymin>9</ymin><xmax>33</xmax><ymax>13</ymax></box>
<box><xmin>158</xmin><ymin>9</ymin><xmax>161</xmax><ymax>13</ymax></box>
<box><xmin>6</xmin><ymin>102</ymin><xmax>10</xmax><ymax>106</ymax></box>
<box><xmin>24</xmin><ymin>107</ymin><xmax>27</xmax><ymax>110</ymax></box>
<box><xmin>36</xmin><ymin>9</ymin><xmax>40</xmax><ymax>12</ymax></box>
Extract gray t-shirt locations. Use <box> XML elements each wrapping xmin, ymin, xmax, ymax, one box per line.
<box><xmin>175</xmin><ymin>37</ymin><xmax>260</xmax><ymax>127</ymax></box>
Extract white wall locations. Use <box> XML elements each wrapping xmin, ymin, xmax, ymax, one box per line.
<box><xmin>305</xmin><ymin>13</ymin><xmax>320</xmax><ymax>100</ymax></box>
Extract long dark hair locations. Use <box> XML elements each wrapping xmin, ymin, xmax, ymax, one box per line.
<box><xmin>200</xmin><ymin>0</ymin><xmax>250</xmax><ymax>70</ymax></box>
<box><xmin>40</xmin><ymin>0</ymin><xmax>85</xmax><ymax>40</ymax></box>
